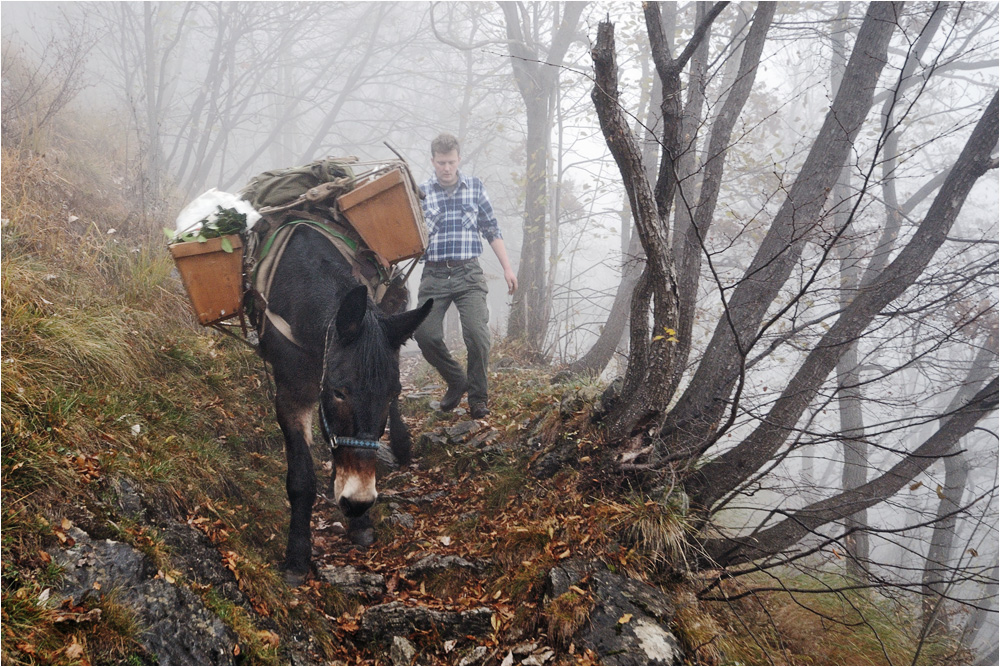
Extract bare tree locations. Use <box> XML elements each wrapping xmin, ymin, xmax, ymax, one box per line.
<box><xmin>588</xmin><ymin>0</ymin><xmax>998</xmax><ymax>612</ymax></box>
<box><xmin>0</xmin><ymin>14</ymin><xmax>95</xmax><ymax>147</ymax></box>
<box><xmin>500</xmin><ymin>2</ymin><xmax>585</xmax><ymax>358</ymax></box>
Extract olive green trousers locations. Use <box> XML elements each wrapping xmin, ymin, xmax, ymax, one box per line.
<box><xmin>413</xmin><ymin>261</ymin><xmax>491</xmax><ymax>406</ymax></box>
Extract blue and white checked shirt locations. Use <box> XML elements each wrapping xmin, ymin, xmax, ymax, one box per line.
<box><xmin>420</xmin><ymin>173</ymin><xmax>503</xmax><ymax>262</ymax></box>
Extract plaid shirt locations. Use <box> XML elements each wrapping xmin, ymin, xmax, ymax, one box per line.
<box><xmin>420</xmin><ymin>173</ymin><xmax>502</xmax><ymax>262</ymax></box>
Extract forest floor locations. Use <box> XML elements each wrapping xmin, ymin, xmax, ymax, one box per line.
<box><xmin>1</xmin><ymin>146</ymin><xmax>970</xmax><ymax>666</ymax></box>
<box><xmin>273</xmin><ymin>352</ymin><xmax>620</xmax><ymax>665</ymax></box>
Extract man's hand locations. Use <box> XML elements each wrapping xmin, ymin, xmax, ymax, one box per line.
<box><xmin>504</xmin><ymin>268</ymin><xmax>518</xmax><ymax>295</ymax></box>
<box><xmin>489</xmin><ymin>238</ymin><xmax>518</xmax><ymax>295</ymax></box>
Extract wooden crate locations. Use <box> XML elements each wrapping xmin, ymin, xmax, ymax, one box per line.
<box><xmin>168</xmin><ymin>234</ymin><xmax>244</xmax><ymax>325</ymax></box>
<box><xmin>337</xmin><ymin>168</ymin><xmax>427</xmax><ymax>263</ymax></box>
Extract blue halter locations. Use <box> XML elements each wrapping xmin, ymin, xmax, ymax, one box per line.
<box><xmin>318</xmin><ymin>400</ymin><xmax>381</xmax><ymax>452</ymax></box>
<box><xmin>317</xmin><ymin>318</ymin><xmax>381</xmax><ymax>453</ymax></box>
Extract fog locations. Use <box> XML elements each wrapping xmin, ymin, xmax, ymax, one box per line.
<box><xmin>3</xmin><ymin>1</ymin><xmax>998</xmax><ymax>661</ymax></box>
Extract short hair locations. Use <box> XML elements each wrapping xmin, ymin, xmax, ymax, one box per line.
<box><xmin>431</xmin><ymin>133</ymin><xmax>460</xmax><ymax>157</ymax></box>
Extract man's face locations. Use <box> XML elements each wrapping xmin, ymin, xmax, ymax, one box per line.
<box><xmin>432</xmin><ymin>149</ymin><xmax>460</xmax><ymax>187</ymax></box>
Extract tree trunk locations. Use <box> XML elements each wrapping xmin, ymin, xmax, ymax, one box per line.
<box><xmin>669</xmin><ymin>1</ymin><xmax>774</xmax><ymax>400</ymax></box>
<box><xmin>507</xmin><ymin>96</ymin><xmax>553</xmax><ymax>355</ymax></box>
<box><xmin>591</xmin><ymin>3</ymin><xmax>728</xmax><ymax>439</ymax></box>
<box><xmin>690</xmin><ymin>91</ymin><xmax>999</xmax><ymax>511</ymax></box>
<box><xmin>660</xmin><ymin>2</ymin><xmax>903</xmax><ymax>458</ymax></box>
<box><xmin>563</xmin><ymin>50</ymin><xmax>663</xmax><ymax>379</ymax></box>
<box><xmin>921</xmin><ymin>337</ymin><xmax>999</xmax><ymax>632</ymax></box>
<box><xmin>828</xmin><ymin>1</ymin><xmax>869</xmax><ymax>583</ymax></box>
<box><xmin>704</xmin><ymin>378</ymin><xmax>999</xmax><ymax>567</ymax></box>
<box><xmin>503</xmin><ymin>2</ymin><xmax>585</xmax><ymax>357</ymax></box>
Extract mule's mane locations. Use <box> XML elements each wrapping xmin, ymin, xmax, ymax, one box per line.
<box><xmin>354</xmin><ymin>308</ymin><xmax>398</xmax><ymax>389</ymax></box>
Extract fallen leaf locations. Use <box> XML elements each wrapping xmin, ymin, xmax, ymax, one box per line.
<box><xmin>618</xmin><ymin>613</ymin><xmax>632</xmax><ymax>624</ymax></box>
<box><xmin>16</xmin><ymin>642</ymin><xmax>37</xmax><ymax>655</ymax></box>
<box><xmin>65</xmin><ymin>637</ymin><xmax>84</xmax><ymax>659</ymax></box>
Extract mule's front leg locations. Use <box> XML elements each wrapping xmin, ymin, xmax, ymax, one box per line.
<box><xmin>276</xmin><ymin>392</ymin><xmax>316</xmax><ymax>583</ymax></box>
<box><xmin>388</xmin><ymin>397</ymin><xmax>412</xmax><ymax>465</ymax></box>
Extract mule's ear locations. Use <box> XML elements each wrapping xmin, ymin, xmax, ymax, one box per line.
<box><xmin>385</xmin><ymin>298</ymin><xmax>433</xmax><ymax>349</ymax></box>
<box><xmin>336</xmin><ymin>286</ymin><xmax>369</xmax><ymax>344</ymax></box>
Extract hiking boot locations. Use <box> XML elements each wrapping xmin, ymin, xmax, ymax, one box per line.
<box><xmin>470</xmin><ymin>402</ymin><xmax>490</xmax><ymax>419</ymax></box>
<box><xmin>439</xmin><ymin>379</ymin><xmax>468</xmax><ymax>412</ymax></box>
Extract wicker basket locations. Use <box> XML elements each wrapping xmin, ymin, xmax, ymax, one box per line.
<box><xmin>337</xmin><ymin>168</ymin><xmax>427</xmax><ymax>263</ymax></box>
<box><xmin>168</xmin><ymin>234</ymin><xmax>244</xmax><ymax>325</ymax></box>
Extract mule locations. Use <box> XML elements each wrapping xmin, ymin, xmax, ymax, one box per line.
<box><xmin>257</xmin><ymin>224</ymin><xmax>431</xmax><ymax>582</ymax></box>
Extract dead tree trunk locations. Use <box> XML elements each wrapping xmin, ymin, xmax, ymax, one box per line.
<box><xmin>591</xmin><ymin>3</ymin><xmax>729</xmax><ymax>439</ymax></box>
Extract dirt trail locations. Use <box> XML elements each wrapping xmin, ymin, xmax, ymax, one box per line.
<box><xmin>301</xmin><ymin>353</ymin><xmax>537</xmax><ymax>665</ymax></box>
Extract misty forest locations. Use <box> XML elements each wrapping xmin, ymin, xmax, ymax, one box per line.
<box><xmin>2</xmin><ymin>1</ymin><xmax>998</xmax><ymax>665</ymax></box>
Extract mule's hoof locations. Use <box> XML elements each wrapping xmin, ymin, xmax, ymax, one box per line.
<box><xmin>283</xmin><ymin>570</ymin><xmax>307</xmax><ymax>587</ymax></box>
<box><xmin>348</xmin><ymin>528</ymin><xmax>375</xmax><ymax>547</ymax></box>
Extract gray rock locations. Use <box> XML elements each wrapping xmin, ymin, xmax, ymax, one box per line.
<box><xmin>414</xmin><ymin>432</ymin><xmax>448</xmax><ymax>457</ymax></box>
<box><xmin>546</xmin><ymin>559</ymin><xmax>590</xmax><ymax>599</ymax></box>
<box><xmin>376</xmin><ymin>443</ymin><xmax>399</xmax><ymax>468</ymax></box>
<box><xmin>530</xmin><ymin>438</ymin><xmax>579</xmax><ymax>479</ymax></box>
<box><xmin>512</xmin><ymin>641</ymin><xmax>538</xmax><ymax>656</ymax></box>
<box><xmin>53</xmin><ymin>527</ymin><xmax>238</xmax><ymax>665</ymax></box>
<box><xmin>409</xmin><ymin>490</ymin><xmax>447</xmax><ymax>506</ymax></box>
<box><xmin>390</xmin><ymin>635</ymin><xmax>417</xmax><ymax>665</ymax></box>
<box><xmin>317</xmin><ymin>564</ymin><xmax>386</xmax><ymax>598</ymax></box>
<box><xmin>388</xmin><ymin>511</ymin><xmax>415</xmax><ymax>529</ymax></box>
<box><xmin>559</xmin><ymin>385</ymin><xmax>603</xmax><ymax>418</ymax></box>
<box><xmin>459</xmin><ymin>646</ymin><xmax>491</xmax><ymax>666</ymax></box>
<box><xmin>467</xmin><ymin>429</ymin><xmax>501</xmax><ymax>449</ymax></box>
<box><xmin>359</xmin><ymin>601</ymin><xmax>493</xmax><ymax>645</ymax></box>
<box><xmin>444</xmin><ymin>420</ymin><xmax>478</xmax><ymax>441</ymax></box>
<box><xmin>110</xmin><ymin>476</ymin><xmax>146</xmax><ymax>520</ymax></box>
<box><xmin>545</xmin><ymin>560</ymin><xmax>683</xmax><ymax>666</ymax></box>
<box><xmin>158</xmin><ymin>520</ymin><xmax>245</xmax><ymax>604</ymax></box>
<box><xmin>404</xmin><ymin>554</ymin><xmax>479</xmax><ymax>578</ymax></box>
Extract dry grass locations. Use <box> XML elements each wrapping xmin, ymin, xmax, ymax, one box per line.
<box><xmin>545</xmin><ymin>590</ymin><xmax>594</xmax><ymax>651</ymax></box>
<box><xmin>679</xmin><ymin>572</ymin><xmax>969</xmax><ymax>665</ymax></box>
<box><xmin>0</xmin><ymin>141</ymin><xmax>326</xmax><ymax>664</ymax></box>
<box><xmin>604</xmin><ymin>493</ymin><xmax>693</xmax><ymax>579</ymax></box>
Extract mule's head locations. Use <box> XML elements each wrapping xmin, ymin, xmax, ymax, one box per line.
<box><xmin>319</xmin><ymin>286</ymin><xmax>431</xmax><ymax>521</ymax></box>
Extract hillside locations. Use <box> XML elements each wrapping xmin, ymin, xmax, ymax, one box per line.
<box><xmin>1</xmin><ymin>143</ymin><xmax>969</xmax><ymax>666</ymax></box>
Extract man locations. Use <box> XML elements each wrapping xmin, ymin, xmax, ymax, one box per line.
<box><xmin>414</xmin><ymin>133</ymin><xmax>517</xmax><ymax>419</ymax></box>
